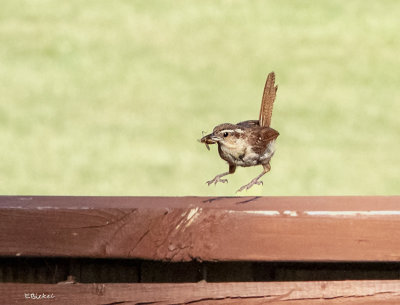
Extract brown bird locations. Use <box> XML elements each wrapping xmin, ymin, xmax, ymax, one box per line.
<box><xmin>200</xmin><ymin>72</ymin><xmax>279</xmax><ymax>192</ymax></box>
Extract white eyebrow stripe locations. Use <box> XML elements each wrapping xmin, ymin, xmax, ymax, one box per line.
<box><xmin>219</xmin><ymin>129</ymin><xmax>244</xmax><ymax>134</ymax></box>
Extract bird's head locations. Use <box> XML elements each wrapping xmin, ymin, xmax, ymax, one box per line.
<box><xmin>200</xmin><ymin>123</ymin><xmax>244</xmax><ymax>150</ymax></box>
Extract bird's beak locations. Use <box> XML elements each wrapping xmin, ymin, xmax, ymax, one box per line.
<box><xmin>199</xmin><ymin>133</ymin><xmax>219</xmax><ymax>150</ymax></box>
<box><xmin>200</xmin><ymin>133</ymin><xmax>220</xmax><ymax>143</ymax></box>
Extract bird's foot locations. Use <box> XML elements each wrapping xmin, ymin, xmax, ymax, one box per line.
<box><xmin>206</xmin><ymin>174</ymin><xmax>228</xmax><ymax>186</ymax></box>
<box><xmin>236</xmin><ymin>178</ymin><xmax>263</xmax><ymax>193</ymax></box>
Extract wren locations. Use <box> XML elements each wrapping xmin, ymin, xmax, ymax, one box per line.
<box><xmin>200</xmin><ymin>72</ymin><xmax>279</xmax><ymax>192</ymax></box>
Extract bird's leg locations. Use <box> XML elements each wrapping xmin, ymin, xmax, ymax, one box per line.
<box><xmin>206</xmin><ymin>172</ymin><xmax>229</xmax><ymax>185</ymax></box>
<box><xmin>236</xmin><ymin>163</ymin><xmax>271</xmax><ymax>193</ymax></box>
<box><xmin>206</xmin><ymin>164</ymin><xmax>236</xmax><ymax>186</ymax></box>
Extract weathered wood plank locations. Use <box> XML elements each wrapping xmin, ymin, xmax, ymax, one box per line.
<box><xmin>1</xmin><ymin>280</ymin><xmax>400</xmax><ymax>304</ymax></box>
<box><xmin>0</xmin><ymin>196</ymin><xmax>400</xmax><ymax>261</ymax></box>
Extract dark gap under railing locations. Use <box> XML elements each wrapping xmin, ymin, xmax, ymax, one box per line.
<box><xmin>1</xmin><ymin>257</ymin><xmax>400</xmax><ymax>284</ymax></box>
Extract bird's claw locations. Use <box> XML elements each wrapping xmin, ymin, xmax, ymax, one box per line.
<box><xmin>206</xmin><ymin>176</ymin><xmax>228</xmax><ymax>186</ymax></box>
<box><xmin>236</xmin><ymin>179</ymin><xmax>263</xmax><ymax>193</ymax></box>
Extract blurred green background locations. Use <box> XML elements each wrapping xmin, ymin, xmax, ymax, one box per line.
<box><xmin>0</xmin><ymin>0</ymin><xmax>399</xmax><ymax>196</ymax></box>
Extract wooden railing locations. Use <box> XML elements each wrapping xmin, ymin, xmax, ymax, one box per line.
<box><xmin>1</xmin><ymin>196</ymin><xmax>400</xmax><ymax>304</ymax></box>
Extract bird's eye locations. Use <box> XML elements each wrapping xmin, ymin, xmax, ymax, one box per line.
<box><xmin>223</xmin><ymin>132</ymin><xmax>229</xmax><ymax>137</ymax></box>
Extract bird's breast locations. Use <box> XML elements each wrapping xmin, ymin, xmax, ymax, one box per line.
<box><xmin>218</xmin><ymin>142</ymin><xmax>259</xmax><ymax>167</ymax></box>
<box><xmin>218</xmin><ymin>139</ymin><xmax>276</xmax><ymax>167</ymax></box>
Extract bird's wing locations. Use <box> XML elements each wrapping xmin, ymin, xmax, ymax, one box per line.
<box><xmin>258</xmin><ymin>72</ymin><xmax>278</xmax><ymax>127</ymax></box>
<box><xmin>250</xmin><ymin>127</ymin><xmax>280</xmax><ymax>155</ymax></box>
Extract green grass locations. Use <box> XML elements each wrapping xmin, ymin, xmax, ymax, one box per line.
<box><xmin>0</xmin><ymin>0</ymin><xmax>399</xmax><ymax>196</ymax></box>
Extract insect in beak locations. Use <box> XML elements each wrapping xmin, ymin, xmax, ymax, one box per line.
<box><xmin>200</xmin><ymin>132</ymin><xmax>216</xmax><ymax>150</ymax></box>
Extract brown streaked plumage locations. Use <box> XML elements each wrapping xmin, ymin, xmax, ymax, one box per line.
<box><xmin>200</xmin><ymin>72</ymin><xmax>279</xmax><ymax>192</ymax></box>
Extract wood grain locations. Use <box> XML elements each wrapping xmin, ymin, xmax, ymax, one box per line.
<box><xmin>0</xmin><ymin>196</ymin><xmax>400</xmax><ymax>261</ymax></box>
<box><xmin>1</xmin><ymin>280</ymin><xmax>400</xmax><ymax>304</ymax></box>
